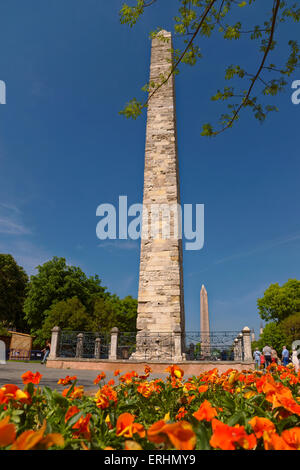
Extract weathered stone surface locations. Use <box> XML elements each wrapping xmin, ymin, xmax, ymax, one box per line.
<box><xmin>132</xmin><ymin>31</ymin><xmax>185</xmax><ymax>360</ymax></box>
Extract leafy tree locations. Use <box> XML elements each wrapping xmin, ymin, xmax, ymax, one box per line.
<box><xmin>23</xmin><ymin>257</ymin><xmax>106</xmax><ymax>335</ymax></box>
<box><xmin>252</xmin><ymin>321</ymin><xmax>286</xmax><ymax>354</ymax></box>
<box><xmin>280</xmin><ymin>312</ymin><xmax>300</xmax><ymax>347</ymax></box>
<box><xmin>92</xmin><ymin>295</ymin><xmax>138</xmax><ymax>333</ymax></box>
<box><xmin>119</xmin><ymin>1</ymin><xmax>300</xmax><ymax>135</ymax></box>
<box><xmin>257</xmin><ymin>279</ymin><xmax>300</xmax><ymax>323</ymax></box>
<box><xmin>0</xmin><ymin>254</ymin><xmax>29</xmax><ymax>331</ymax></box>
<box><xmin>38</xmin><ymin>297</ymin><xmax>94</xmax><ymax>345</ymax></box>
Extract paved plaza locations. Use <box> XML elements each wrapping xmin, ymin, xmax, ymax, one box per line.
<box><xmin>0</xmin><ymin>361</ymin><xmax>167</xmax><ymax>392</ymax></box>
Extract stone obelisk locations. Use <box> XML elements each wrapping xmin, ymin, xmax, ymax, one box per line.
<box><xmin>132</xmin><ymin>30</ymin><xmax>185</xmax><ymax>360</ymax></box>
<box><xmin>200</xmin><ymin>284</ymin><xmax>210</xmax><ymax>357</ymax></box>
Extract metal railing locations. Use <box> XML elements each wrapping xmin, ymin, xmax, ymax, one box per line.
<box><xmin>55</xmin><ymin>328</ymin><xmax>247</xmax><ymax>361</ymax></box>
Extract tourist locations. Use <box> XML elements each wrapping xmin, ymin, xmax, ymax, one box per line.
<box><xmin>281</xmin><ymin>345</ymin><xmax>289</xmax><ymax>366</ymax></box>
<box><xmin>291</xmin><ymin>348</ymin><xmax>299</xmax><ymax>373</ymax></box>
<box><xmin>271</xmin><ymin>347</ymin><xmax>278</xmax><ymax>364</ymax></box>
<box><xmin>262</xmin><ymin>344</ymin><xmax>272</xmax><ymax>368</ymax></box>
<box><xmin>260</xmin><ymin>353</ymin><xmax>265</xmax><ymax>370</ymax></box>
<box><xmin>41</xmin><ymin>340</ymin><xmax>51</xmax><ymax>364</ymax></box>
<box><xmin>253</xmin><ymin>348</ymin><xmax>261</xmax><ymax>370</ymax></box>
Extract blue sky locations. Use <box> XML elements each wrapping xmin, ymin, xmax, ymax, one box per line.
<box><xmin>0</xmin><ymin>1</ymin><xmax>299</xmax><ymax>337</ymax></box>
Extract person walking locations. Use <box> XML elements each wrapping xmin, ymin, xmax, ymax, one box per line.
<box><xmin>271</xmin><ymin>347</ymin><xmax>278</xmax><ymax>364</ymax></box>
<box><xmin>41</xmin><ymin>340</ymin><xmax>51</xmax><ymax>364</ymax></box>
<box><xmin>260</xmin><ymin>353</ymin><xmax>265</xmax><ymax>370</ymax></box>
<box><xmin>291</xmin><ymin>348</ymin><xmax>299</xmax><ymax>373</ymax></box>
<box><xmin>281</xmin><ymin>345</ymin><xmax>289</xmax><ymax>367</ymax></box>
<box><xmin>253</xmin><ymin>348</ymin><xmax>261</xmax><ymax>370</ymax></box>
<box><xmin>262</xmin><ymin>344</ymin><xmax>272</xmax><ymax>368</ymax></box>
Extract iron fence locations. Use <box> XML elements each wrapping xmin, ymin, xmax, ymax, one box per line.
<box><xmin>184</xmin><ymin>331</ymin><xmax>240</xmax><ymax>361</ymax></box>
<box><xmin>56</xmin><ymin>329</ymin><xmax>243</xmax><ymax>361</ymax></box>
<box><xmin>58</xmin><ymin>331</ymin><xmax>110</xmax><ymax>359</ymax></box>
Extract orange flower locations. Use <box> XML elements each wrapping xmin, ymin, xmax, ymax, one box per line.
<box><xmin>72</xmin><ymin>414</ymin><xmax>92</xmax><ymax>440</ymax></box>
<box><xmin>95</xmin><ymin>384</ymin><xmax>118</xmax><ymax>409</ymax></box>
<box><xmin>147</xmin><ymin>420</ymin><xmax>169</xmax><ymax>444</ymax></box>
<box><xmin>21</xmin><ymin>371</ymin><xmax>42</xmax><ymax>385</ymax></box>
<box><xmin>57</xmin><ymin>375</ymin><xmax>77</xmax><ymax>386</ymax></box>
<box><xmin>210</xmin><ymin>419</ymin><xmax>256</xmax><ymax>451</ymax></box>
<box><xmin>116</xmin><ymin>413</ymin><xmax>145</xmax><ymax>438</ymax></box>
<box><xmin>107</xmin><ymin>379</ymin><xmax>115</xmax><ymax>386</ymax></box>
<box><xmin>165</xmin><ymin>365</ymin><xmax>184</xmax><ymax>380</ymax></box>
<box><xmin>139</xmin><ymin>364</ymin><xmax>152</xmax><ymax>380</ymax></box>
<box><xmin>198</xmin><ymin>385</ymin><xmax>208</xmax><ymax>393</ymax></box>
<box><xmin>120</xmin><ymin>371</ymin><xmax>139</xmax><ymax>384</ymax></box>
<box><xmin>10</xmin><ymin>421</ymin><xmax>64</xmax><ymax>450</ymax></box>
<box><xmin>65</xmin><ymin>405</ymin><xmax>80</xmax><ymax>423</ymax></box>
<box><xmin>114</xmin><ymin>369</ymin><xmax>121</xmax><ymax>376</ymax></box>
<box><xmin>248</xmin><ymin>416</ymin><xmax>276</xmax><ymax>439</ymax></box>
<box><xmin>280</xmin><ymin>427</ymin><xmax>300</xmax><ymax>450</ymax></box>
<box><xmin>175</xmin><ymin>407</ymin><xmax>187</xmax><ymax>421</ymax></box>
<box><xmin>62</xmin><ymin>385</ymin><xmax>84</xmax><ymax>400</ymax></box>
<box><xmin>0</xmin><ymin>416</ymin><xmax>16</xmax><ymax>448</ymax></box>
<box><xmin>94</xmin><ymin>372</ymin><xmax>106</xmax><ymax>385</ymax></box>
<box><xmin>262</xmin><ymin>431</ymin><xmax>294</xmax><ymax>450</ymax></box>
<box><xmin>148</xmin><ymin>420</ymin><xmax>196</xmax><ymax>450</ymax></box>
<box><xmin>193</xmin><ymin>400</ymin><xmax>218</xmax><ymax>422</ymax></box>
<box><xmin>0</xmin><ymin>384</ymin><xmax>31</xmax><ymax>405</ymax></box>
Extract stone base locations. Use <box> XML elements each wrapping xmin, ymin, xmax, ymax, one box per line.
<box><xmin>47</xmin><ymin>358</ymin><xmax>255</xmax><ymax>375</ymax></box>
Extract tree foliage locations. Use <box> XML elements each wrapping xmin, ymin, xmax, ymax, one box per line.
<box><xmin>257</xmin><ymin>279</ymin><xmax>300</xmax><ymax>323</ymax></box>
<box><xmin>23</xmin><ymin>257</ymin><xmax>106</xmax><ymax>334</ymax></box>
<box><xmin>252</xmin><ymin>321</ymin><xmax>286</xmax><ymax>354</ymax></box>
<box><xmin>0</xmin><ymin>254</ymin><xmax>29</xmax><ymax>331</ymax></box>
<box><xmin>119</xmin><ymin>0</ymin><xmax>300</xmax><ymax>136</ymax></box>
<box><xmin>23</xmin><ymin>257</ymin><xmax>138</xmax><ymax>346</ymax></box>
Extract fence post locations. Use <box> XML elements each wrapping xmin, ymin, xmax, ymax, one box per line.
<box><xmin>49</xmin><ymin>326</ymin><xmax>61</xmax><ymax>360</ymax></box>
<box><xmin>94</xmin><ymin>336</ymin><xmax>101</xmax><ymax>359</ymax></box>
<box><xmin>242</xmin><ymin>326</ymin><xmax>252</xmax><ymax>361</ymax></box>
<box><xmin>233</xmin><ymin>338</ymin><xmax>239</xmax><ymax>361</ymax></box>
<box><xmin>173</xmin><ymin>326</ymin><xmax>183</xmax><ymax>362</ymax></box>
<box><xmin>76</xmin><ymin>333</ymin><xmax>84</xmax><ymax>358</ymax></box>
<box><xmin>237</xmin><ymin>333</ymin><xmax>243</xmax><ymax>361</ymax></box>
<box><xmin>109</xmin><ymin>327</ymin><xmax>119</xmax><ymax>360</ymax></box>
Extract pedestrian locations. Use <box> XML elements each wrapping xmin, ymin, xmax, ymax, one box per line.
<box><xmin>41</xmin><ymin>339</ymin><xmax>51</xmax><ymax>364</ymax></box>
<box><xmin>253</xmin><ymin>348</ymin><xmax>261</xmax><ymax>370</ymax></box>
<box><xmin>281</xmin><ymin>345</ymin><xmax>289</xmax><ymax>367</ymax></box>
<box><xmin>262</xmin><ymin>344</ymin><xmax>272</xmax><ymax>368</ymax></box>
<box><xmin>291</xmin><ymin>348</ymin><xmax>299</xmax><ymax>373</ymax></box>
<box><xmin>260</xmin><ymin>353</ymin><xmax>265</xmax><ymax>370</ymax></box>
<box><xmin>271</xmin><ymin>347</ymin><xmax>278</xmax><ymax>364</ymax></box>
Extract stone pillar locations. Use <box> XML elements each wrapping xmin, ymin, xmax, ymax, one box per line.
<box><xmin>200</xmin><ymin>284</ymin><xmax>210</xmax><ymax>358</ymax></box>
<box><xmin>237</xmin><ymin>333</ymin><xmax>243</xmax><ymax>361</ymax></box>
<box><xmin>49</xmin><ymin>326</ymin><xmax>61</xmax><ymax>360</ymax></box>
<box><xmin>76</xmin><ymin>333</ymin><xmax>84</xmax><ymax>358</ymax></box>
<box><xmin>173</xmin><ymin>326</ymin><xmax>183</xmax><ymax>362</ymax></box>
<box><xmin>132</xmin><ymin>30</ymin><xmax>185</xmax><ymax>360</ymax></box>
<box><xmin>233</xmin><ymin>338</ymin><xmax>239</xmax><ymax>361</ymax></box>
<box><xmin>109</xmin><ymin>327</ymin><xmax>119</xmax><ymax>360</ymax></box>
<box><xmin>242</xmin><ymin>326</ymin><xmax>252</xmax><ymax>361</ymax></box>
<box><xmin>94</xmin><ymin>336</ymin><xmax>101</xmax><ymax>359</ymax></box>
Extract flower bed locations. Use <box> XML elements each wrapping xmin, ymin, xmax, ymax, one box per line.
<box><xmin>0</xmin><ymin>364</ymin><xmax>299</xmax><ymax>450</ymax></box>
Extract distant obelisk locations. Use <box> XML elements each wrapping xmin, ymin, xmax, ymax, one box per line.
<box><xmin>132</xmin><ymin>30</ymin><xmax>185</xmax><ymax>360</ymax></box>
<box><xmin>200</xmin><ymin>285</ymin><xmax>210</xmax><ymax>357</ymax></box>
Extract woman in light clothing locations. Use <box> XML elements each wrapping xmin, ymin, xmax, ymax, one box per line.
<box><xmin>292</xmin><ymin>348</ymin><xmax>299</xmax><ymax>373</ymax></box>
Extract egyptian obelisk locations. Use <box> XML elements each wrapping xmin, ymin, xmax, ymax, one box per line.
<box><xmin>200</xmin><ymin>284</ymin><xmax>210</xmax><ymax>357</ymax></box>
<box><xmin>132</xmin><ymin>30</ymin><xmax>185</xmax><ymax>360</ymax></box>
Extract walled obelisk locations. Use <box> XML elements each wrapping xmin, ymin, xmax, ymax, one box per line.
<box><xmin>132</xmin><ymin>30</ymin><xmax>185</xmax><ymax>360</ymax></box>
<box><xmin>200</xmin><ymin>284</ymin><xmax>210</xmax><ymax>357</ymax></box>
